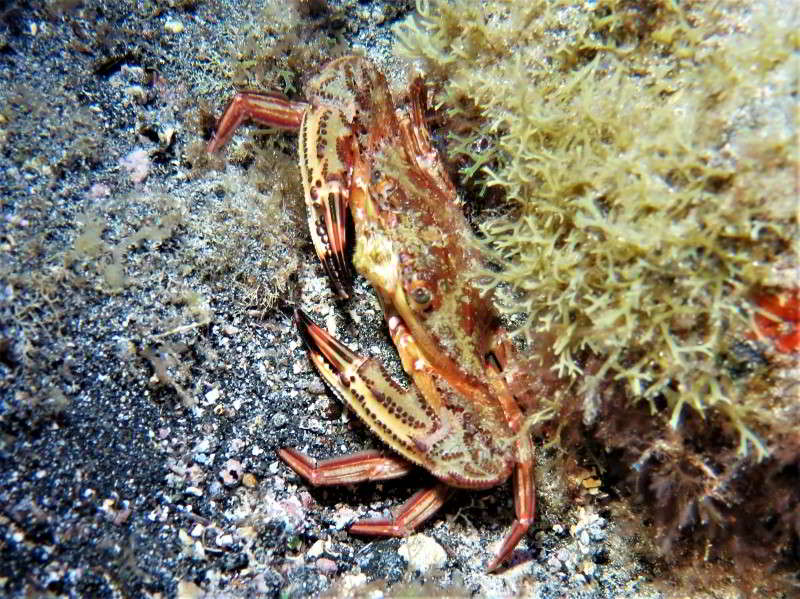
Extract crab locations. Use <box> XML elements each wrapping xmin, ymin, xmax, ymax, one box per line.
<box><xmin>208</xmin><ymin>56</ymin><xmax>536</xmax><ymax>571</ymax></box>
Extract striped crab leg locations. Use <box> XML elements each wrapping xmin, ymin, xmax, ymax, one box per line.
<box><xmin>349</xmin><ymin>484</ymin><xmax>453</xmax><ymax>537</ymax></box>
<box><xmin>278</xmin><ymin>448</ymin><xmax>413</xmax><ymax>485</ymax></box>
<box><xmin>207</xmin><ymin>91</ymin><xmax>353</xmax><ymax>297</ymax></box>
<box><xmin>279</xmin><ymin>447</ymin><xmax>452</xmax><ymax>537</ymax></box>
<box><xmin>484</xmin><ymin>356</ymin><xmax>536</xmax><ymax>572</ymax></box>
<box><xmin>207</xmin><ymin>91</ymin><xmax>308</xmax><ymax>153</ymax></box>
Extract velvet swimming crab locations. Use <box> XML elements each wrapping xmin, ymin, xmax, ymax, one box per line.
<box><xmin>208</xmin><ymin>56</ymin><xmax>535</xmax><ymax>571</ymax></box>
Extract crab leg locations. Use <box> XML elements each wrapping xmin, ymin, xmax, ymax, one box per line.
<box><xmin>484</xmin><ymin>359</ymin><xmax>537</xmax><ymax>571</ymax></box>
<box><xmin>278</xmin><ymin>448</ymin><xmax>413</xmax><ymax>485</ymax></box>
<box><xmin>383</xmin><ymin>308</ymin><xmax>443</xmax><ymax>414</ymax></box>
<box><xmin>349</xmin><ymin>483</ymin><xmax>453</xmax><ymax>537</ymax></box>
<box><xmin>279</xmin><ymin>446</ymin><xmax>451</xmax><ymax>536</ymax></box>
<box><xmin>487</xmin><ymin>444</ymin><xmax>535</xmax><ymax>571</ymax></box>
<box><xmin>206</xmin><ymin>91</ymin><xmax>308</xmax><ymax>153</ymax></box>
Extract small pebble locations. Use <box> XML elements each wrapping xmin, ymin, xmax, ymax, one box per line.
<box><xmin>178</xmin><ymin>529</ymin><xmax>192</xmax><ymax>546</ymax></box>
<box><xmin>398</xmin><ymin>534</ymin><xmax>446</xmax><ymax>573</ymax></box>
<box><xmin>572</xmin><ymin>573</ymin><xmax>588</xmax><ymax>585</ymax></box>
<box><xmin>547</xmin><ymin>555</ymin><xmax>563</xmax><ymax>572</ymax></box>
<box><xmin>307</xmin><ymin>539</ymin><xmax>325</xmax><ymax>558</ymax></box>
<box><xmin>307</xmin><ymin>380</ymin><xmax>327</xmax><ymax>395</ymax></box>
<box><xmin>176</xmin><ymin>580</ymin><xmax>204</xmax><ymax>599</ymax></box>
<box><xmin>582</xmin><ymin>477</ymin><xmax>602</xmax><ymax>489</ymax></box>
<box><xmin>191</xmin><ymin>541</ymin><xmax>206</xmax><ymax>560</ymax></box>
<box><xmin>294</xmin><ymin>358</ymin><xmax>313</xmax><ymax>374</ymax></box>
<box><xmin>164</xmin><ymin>19</ymin><xmax>184</xmax><ymax>34</ymax></box>
<box><xmin>124</xmin><ymin>85</ymin><xmax>148</xmax><ymax>104</ymax></box>
<box><xmin>121</xmin><ymin>65</ymin><xmax>146</xmax><ymax>84</ymax></box>
<box><xmin>219</xmin><ymin>459</ymin><xmax>243</xmax><ymax>486</ymax></box>
<box><xmin>582</xmin><ymin>559</ymin><xmax>596</xmax><ymax>577</ymax></box>
<box><xmin>590</xmin><ymin>526</ymin><xmax>608</xmax><ymax>542</ymax></box>
<box><xmin>316</xmin><ymin>557</ymin><xmax>338</xmax><ymax>574</ymax></box>
<box><xmin>338</xmin><ymin>573</ymin><xmax>368</xmax><ymax>594</ymax></box>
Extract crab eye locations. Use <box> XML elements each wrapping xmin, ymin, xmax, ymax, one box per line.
<box><xmin>411</xmin><ymin>285</ymin><xmax>432</xmax><ymax>307</ymax></box>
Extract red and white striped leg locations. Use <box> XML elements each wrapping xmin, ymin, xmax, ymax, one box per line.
<box><xmin>349</xmin><ymin>483</ymin><xmax>453</xmax><ymax>537</ymax></box>
<box><xmin>278</xmin><ymin>448</ymin><xmax>413</xmax><ymax>486</ymax></box>
<box><xmin>486</xmin><ymin>436</ymin><xmax>536</xmax><ymax>572</ymax></box>
<box><xmin>207</xmin><ymin>91</ymin><xmax>308</xmax><ymax>153</ymax></box>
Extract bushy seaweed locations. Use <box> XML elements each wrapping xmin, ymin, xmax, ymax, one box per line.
<box><xmin>395</xmin><ymin>0</ymin><xmax>798</xmax><ymax>590</ymax></box>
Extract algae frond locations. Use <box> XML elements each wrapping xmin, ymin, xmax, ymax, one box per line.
<box><xmin>395</xmin><ymin>0</ymin><xmax>798</xmax><ymax>584</ymax></box>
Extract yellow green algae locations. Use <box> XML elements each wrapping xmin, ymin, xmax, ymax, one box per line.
<box><xmin>394</xmin><ymin>0</ymin><xmax>798</xmax><ymax>587</ymax></box>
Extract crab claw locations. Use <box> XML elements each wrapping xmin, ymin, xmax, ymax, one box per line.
<box><xmin>293</xmin><ymin>308</ymin><xmax>439</xmax><ymax>470</ymax></box>
<box><xmin>294</xmin><ymin>308</ymin><xmax>359</xmax><ymax>374</ymax></box>
<box><xmin>298</xmin><ymin>107</ymin><xmax>357</xmax><ymax>299</ymax></box>
<box><xmin>311</xmin><ymin>197</ymin><xmax>352</xmax><ymax>300</ymax></box>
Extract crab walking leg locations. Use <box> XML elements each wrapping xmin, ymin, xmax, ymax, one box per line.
<box><xmin>278</xmin><ymin>448</ymin><xmax>413</xmax><ymax>485</ymax></box>
<box><xmin>487</xmin><ymin>437</ymin><xmax>536</xmax><ymax>571</ymax></box>
<box><xmin>483</xmin><ymin>358</ymin><xmax>537</xmax><ymax>571</ymax></box>
<box><xmin>349</xmin><ymin>484</ymin><xmax>453</xmax><ymax>537</ymax></box>
<box><xmin>206</xmin><ymin>91</ymin><xmax>308</xmax><ymax>153</ymax></box>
